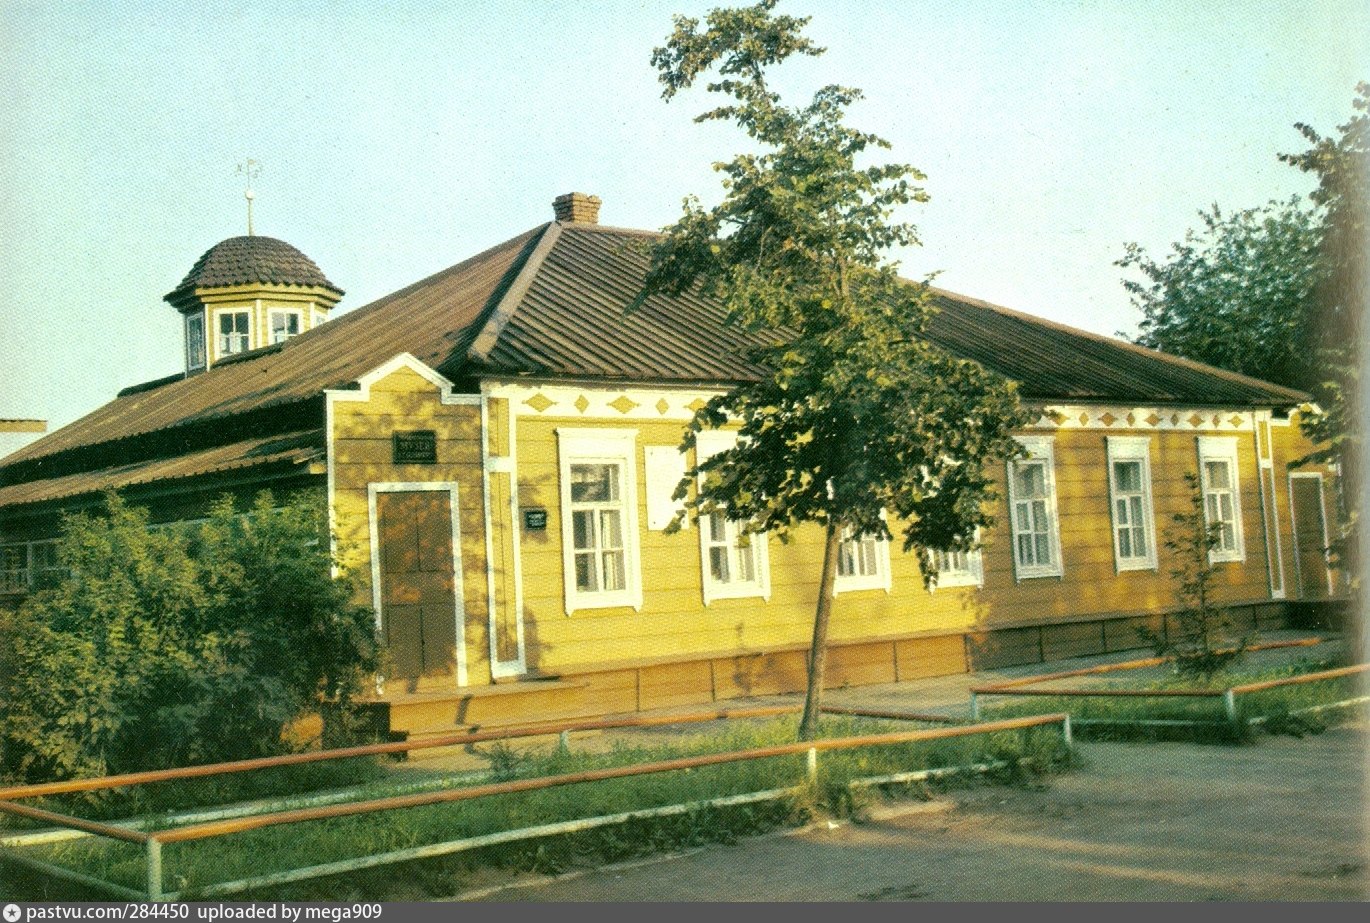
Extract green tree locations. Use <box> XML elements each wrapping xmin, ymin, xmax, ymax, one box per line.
<box><xmin>1117</xmin><ymin>197</ymin><xmax>1326</xmax><ymax>391</ymax></box>
<box><xmin>1141</xmin><ymin>473</ymin><xmax>1247</xmax><ymax>680</ymax></box>
<box><xmin>1279</xmin><ymin>83</ymin><xmax>1367</xmax><ymax>601</ymax></box>
<box><xmin>644</xmin><ymin>1</ymin><xmax>1027</xmax><ymax>739</ymax></box>
<box><xmin>0</xmin><ymin>490</ymin><xmax>378</xmax><ymax>783</ymax></box>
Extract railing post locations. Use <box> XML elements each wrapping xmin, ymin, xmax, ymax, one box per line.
<box><xmin>146</xmin><ymin>837</ymin><xmax>163</xmax><ymax>902</ymax></box>
<box><xmin>969</xmin><ymin>692</ymin><xmax>980</xmax><ymax>721</ymax></box>
<box><xmin>558</xmin><ymin>730</ymin><xmax>570</xmax><ymax>754</ymax></box>
<box><xmin>1222</xmin><ymin>689</ymin><xmax>1239</xmax><ymax>726</ymax></box>
<box><xmin>1061</xmin><ymin>714</ymin><xmax>1073</xmax><ymax>748</ymax></box>
<box><xmin>806</xmin><ymin>747</ymin><xmax>818</xmax><ymax>784</ymax></box>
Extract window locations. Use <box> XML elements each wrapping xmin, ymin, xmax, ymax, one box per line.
<box><xmin>217</xmin><ymin>310</ymin><xmax>250</xmax><ymax>356</ymax></box>
<box><xmin>1007</xmin><ymin>436</ymin><xmax>1063</xmax><ymax>579</ymax></box>
<box><xmin>696</xmin><ymin>430</ymin><xmax>769</xmax><ymax>603</ymax></box>
<box><xmin>834</xmin><ymin>522</ymin><xmax>891</xmax><ymax>594</ymax></box>
<box><xmin>269</xmin><ymin>310</ymin><xmax>302</xmax><ymax>344</ymax></box>
<box><xmin>1197</xmin><ymin>436</ymin><xmax>1244</xmax><ymax>563</ymax></box>
<box><xmin>1</xmin><ymin>544</ymin><xmax>28</xmax><ymax>593</ymax></box>
<box><xmin>931</xmin><ymin>541</ymin><xmax>983</xmax><ymax>589</ymax></box>
<box><xmin>1106</xmin><ymin>437</ymin><xmax>1157</xmax><ymax>571</ymax></box>
<box><xmin>185</xmin><ymin>313</ymin><xmax>206</xmax><ymax>370</ymax></box>
<box><xmin>557</xmin><ymin>429</ymin><xmax>641</xmax><ymax>613</ymax></box>
<box><xmin>27</xmin><ymin>540</ymin><xmax>62</xmax><ymax>589</ymax></box>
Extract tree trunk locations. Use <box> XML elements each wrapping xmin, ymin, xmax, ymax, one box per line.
<box><xmin>799</xmin><ymin>519</ymin><xmax>843</xmax><ymax>740</ymax></box>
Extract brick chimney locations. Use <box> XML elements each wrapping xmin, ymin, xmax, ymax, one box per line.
<box><xmin>553</xmin><ymin>192</ymin><xmax>602</xmax><ymax>225</ymax></box>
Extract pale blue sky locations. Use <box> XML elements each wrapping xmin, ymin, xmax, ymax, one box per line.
<box><xmin>1</xmin><ymin>0</ymin><xmax>1366</xmax><ymax>453</ymax></box>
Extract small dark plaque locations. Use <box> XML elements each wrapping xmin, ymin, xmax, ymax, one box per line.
<box><xmin>523</xmin><ymin>508</ymin><xmax>548</xmax><ymax>531</ymax></box>
<box><xmin>393</xmin><ymin>430</ymin><xmax>437</xmax><ymax>465</ymax></box>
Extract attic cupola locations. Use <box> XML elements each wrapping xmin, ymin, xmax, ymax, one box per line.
<box><xmin>164</xmin><ymin>235</ymin><xmax>343</xmax><ymax>373</ymax></box>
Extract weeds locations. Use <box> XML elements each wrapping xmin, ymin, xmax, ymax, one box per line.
<box><xmin>4</xmin><ymin>714</ymin><xmax>1068</xmax><ymax>900</ymax></box>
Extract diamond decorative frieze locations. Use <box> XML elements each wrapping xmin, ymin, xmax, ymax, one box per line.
<box><xmin>1170</xmin><ymin>413</ymin><xmax>1180</xmax><ymax>425</ymax></box>
<box><xmin>1229</xmin><ymin>414</ymin><xmax>1243</xmax><ymax>427</ymax></box>
<box><xmin>687</xmin><ymin>398</ymin><xmax>708</xmax><ymax>412</ymax></box>
<box><xmin>656</xmin><ymin>398</ymin><xmax>670</xmax><ymax>415</ymax></box>
<box><xmin>1078</xmin><ymin>412</ymin><xmax>1090</xmax><ymax>425</ymax></box>
<box><xmin>1126</xmin><ymin>412</ymin><xmax>1136</xmax><ymax>426</ymax></box>
<box><xmin>1146</xmin><ymin>413</ymin><xmax>1161</xmax><ymax>427</ymax></box>
<box><xmin>1099</xmin><ymin>412</ymin><xmax>1117</xmax><ymax>427</ymax></box>
<box><xmin>609</xmin><ymin>395</ymin><xmax>640</xmax><ymax>414</ymax></box>
<box><xmin>1045</xmin><ymin>409</ymin><xmax>1067</xmax><ymax>426</ymax></box>
<box><xmin>1211</xmin><ymin>414</ymin><xmax>1221</xmax><ymax>427</ymax></box>
<box><xmin>574</xmin><ymin>394</ymin><xmax>590</xmax><ymax>414</ymax></box>
<box><xmin>523</xmin><ymin>392</ymin><xmax>555</xmax><ymax>413</ymax></box>
<box><xmin>1188</xmin><ymin>413</ymin><xmax>1204</xmax><ymax>427</ymax></box>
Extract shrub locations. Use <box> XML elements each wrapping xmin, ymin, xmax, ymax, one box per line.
<box><xmin>0</xmin><ymin>490</ymin><xmax>378</xmax><ymax>783</ymax></box>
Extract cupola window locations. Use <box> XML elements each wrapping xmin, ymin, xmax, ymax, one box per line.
<box><xmin>217</xmin><ymin>310</ymin><xmax>250</xmax><ymax>357</ymax></box>
<box><xmin>185</xmin><ymin>314</ymin><xmax>206</xmax><ymax>371</ymax></box>
<box><xmin>270</xmin><ymin>309</ymin><xmax>302</xmax><ymax>344</ymax></box>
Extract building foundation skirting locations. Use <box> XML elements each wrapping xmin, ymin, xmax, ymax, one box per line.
<box><xmin>336</xmin><ymin>600</ymin><xmax>1314</xmax><ymax>742</ymax></box>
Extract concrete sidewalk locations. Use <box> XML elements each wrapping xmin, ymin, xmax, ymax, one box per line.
<box><xmin>403</xmin><ymin>628</ymin><xmax>1344</xmax><ymax>770</ymax></box>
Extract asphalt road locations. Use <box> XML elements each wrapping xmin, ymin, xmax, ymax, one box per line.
<box><xmin>462</xmin><ymin>723</ymin><xmax>1369</xmax><ymax>901</ymax></box>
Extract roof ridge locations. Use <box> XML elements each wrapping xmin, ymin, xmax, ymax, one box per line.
<box><xmin>466</xmin><ymin>222</ymin><xmax>561</xmax><ymax>363</ymax></box>
<box><xmin>925</xmin><ymin>284</ymin><xmax>1310</xmax><ymax>403</ymax></box>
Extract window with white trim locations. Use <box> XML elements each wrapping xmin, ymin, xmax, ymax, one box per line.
<box><xmin>1</xmin><ymin>544</ymin><xmax>28</xmax><ymax>593</ymax></box>
<box><xmin>696</xmin><ymin>430</ymin><xmax>769</xmax><ymax>603</ymax></box>
<box><xmin>269</xmin><ymin>309</ymin><xmax>302</xmax><ymax>344</ymax></box>
<box><xmin>186</xmin><ymin>313</ymin><xmax>206</xmax><ymax>370</ymax></box>
<box><xmin>1106</xmin><ymin>436</ymin><xmax>1157</xmax><ymax>571</ymax></box>
<box><xmin>1008</xmin><ymin>436</ymin><xmax>1063</xmax><ymax>578</ymax></box>
<box><xmin>1197</xmin><ymin>436</ymin><xmax>1244</xmax><ymax>562</ymax></box>
<box><xmin>557</xmin><ymin>429</ymin><xmax>642</xmax><ymax>613</ymax></box>
<box><xmin>931</xmin><ymin>539</ymin><xmax>983</xmax><ymax>589</ymax></box>
<box><xmin>217</xmin><ymin>310</ymin><xmax>250</xmax><ymax>357</ymax></box>
<box><xmin>835</xmin><ymin>521</ymin><xmax>891</xmax><ymax>594</ymax></box>
<box><xmin>27</xmin><ymin>540</ymin><xmax>61</xmax><ymax>588</ymax></box>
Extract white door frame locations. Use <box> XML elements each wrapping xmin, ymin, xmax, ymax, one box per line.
<box><xmin>368</xmin><ymin>482</ymin><xmax>468</xmax><ymax>688</ymax></box>
<box><xmin>1287</xmin><ymin>472</ymin><xmax>1335</xmax><ymax>598</ymax></box>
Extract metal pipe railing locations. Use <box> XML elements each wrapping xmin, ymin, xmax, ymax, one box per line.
<box><xmin>149</xmin><ymin>713</ymin><xmax>1068</xmax><ymax>845</ymax></box>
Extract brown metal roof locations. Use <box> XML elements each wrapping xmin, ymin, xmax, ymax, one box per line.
<box><xmin>1</xmin><ymin>227</ymin><xmax>542</xmax><ymax>479</ymax></box>
<box><xmin>1</xmin><ymin>217</ymin><xmax>1306</xmax><ymax>508</ymax></box>
<box><xmin>475</xmin><ymin>223</ymin><xmax>1308</xmax><ymax>406</ymax></box>
<box><xmin>164</xmin><ymin>235</ymin><xmax>343</xmax><ymax>303</ymax></box>
<box><xmin>0</xmin><ymin>430</ymin><xmax>324</xmax><ymax>510</ymax></box>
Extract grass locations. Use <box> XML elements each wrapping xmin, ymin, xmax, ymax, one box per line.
<box><xmin>2</xmin><ymin>714</ymin><xmax>1071</xmax><ymax>901</ymax></box>
<box><xmin>982</xmin><ymin>655</ymin><xmax>1365</xmax><ymax>742</ymax></box>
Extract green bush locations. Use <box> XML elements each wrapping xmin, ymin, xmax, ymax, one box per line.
<box><xmin>0</xmin><ymin>491</ymin><xmax>378</xmax><ymax>784</ymax></box>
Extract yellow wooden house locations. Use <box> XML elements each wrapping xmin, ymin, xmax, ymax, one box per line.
<box><xmin>0</xmin><ymin>193</ymin><xmax>1342</xmax><ymax>737</ymax></box>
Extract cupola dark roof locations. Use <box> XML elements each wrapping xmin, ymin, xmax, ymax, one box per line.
<box><xmin>164</xmin><ymin>235</ymin><xmax>343</xmax><ymax>304</ymax></box>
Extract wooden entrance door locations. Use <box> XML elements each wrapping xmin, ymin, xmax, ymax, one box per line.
<box><xmin>376</xmin><ymin>489</ymin><xmax>462</xmax><ymax>691</ymax></box>
<box><xmin>1289</xmin><ymin>474</ymin><xmax>1332</xmax><ymax>600</ymax></box>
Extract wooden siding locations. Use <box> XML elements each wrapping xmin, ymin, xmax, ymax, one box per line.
<box><xmin>330</xmin><ymin>365</ymin><xmax>492</xmax><ymax>688</ymax></box>
<box><xmin>507</xmin><ymin>409</ymin><xmax>1328</xmax><ymax>681</ymax></box>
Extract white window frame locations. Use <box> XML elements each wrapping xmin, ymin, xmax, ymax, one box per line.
<box><xmin>269</xmin><ymin>308</ymin><xmax>303</xmax><ymax>344</ymax></box>
<box><xmin>1106</xmin><ymin>436</ymin><xmax>1158</xmax><ymax>572</ymax></box>
<box><xmin>695</xmin><ymin>430</ymin><xmax>770</xmax><ymax>604</ymax></box>
<box><xmin>556</xmin><ymin>428</ymin><xmax>642</xmax><ymax>614</ymax></box>
<box><xmin>930</xmin><ymin>532</ymin><xmax>984</xmax><ymax>589</ymax></box>
<box><xmin>1</xmin><ymin>543</ymin><xmax>29</xmax><ymax>593</ymax></box>
<box><xmin>834</xmin><ymin>515</ymin><xmax>892</xmax><ymax>595</ymax></box>
<box><xmin>1007</xmin><ymin>435</ymin><xmax>1064</xmax><ymax>579</ymax></box>
<box><xmin>215</xmin><ymin>309</ymin><xmax>251</xmax><ymax>359</ymax></box>
<box><xmin>1197</xmin><ymin>436</ymin><xmax>1245</xmax><ymax>564</ymax></box>
<box><xmin>185</xmin><ymin>312</ymin><xmax>206</xmax><ymax>370</ymax></box>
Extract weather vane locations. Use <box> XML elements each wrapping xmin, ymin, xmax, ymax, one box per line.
<box><xmin>236</xmin><ymin>158</ymin><xmax>262</xmax><ymax>236</ymax></box>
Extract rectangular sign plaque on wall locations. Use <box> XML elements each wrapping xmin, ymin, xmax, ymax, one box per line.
<box><xmin>523</xmin><ymin>508</ymin><xmax>548</xmax><ymax>531</ymax></box>
<box><xmin>392</xmin><ymin>430</ymin><xmax>437</xmax><ymax>465</ymax></box>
